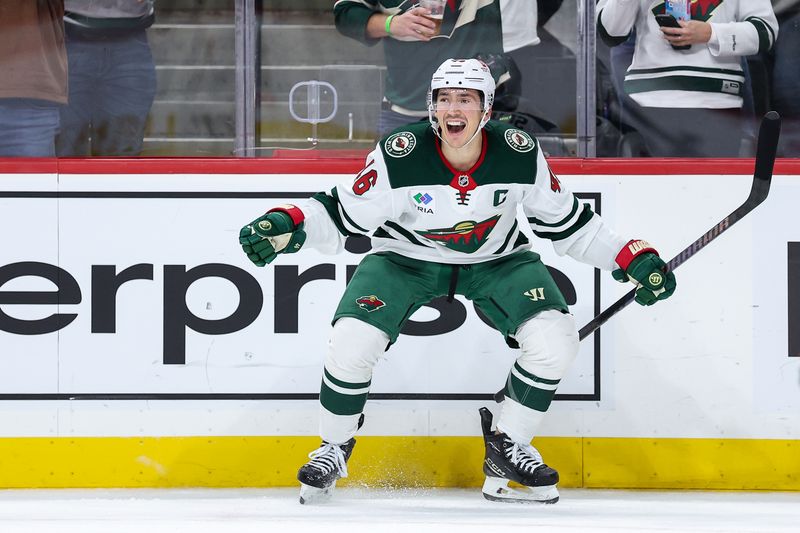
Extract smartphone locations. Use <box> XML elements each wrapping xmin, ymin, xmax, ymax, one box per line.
<box><xmin>655</xmin><ymin>14</ymin><xmax>690</xmax><ymax>50</ymax></box>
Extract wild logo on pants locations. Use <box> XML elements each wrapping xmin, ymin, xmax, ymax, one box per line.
<box><xmin>356</xmin><ymin>295</ymin><xmax>386</xmax><ymax>312</ymax></box>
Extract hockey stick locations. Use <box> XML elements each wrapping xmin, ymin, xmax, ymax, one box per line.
<box><xmin>577</xmin><ymin>110</ymin><xmax>780</xmax><ymax>341</ymax></box>
<box><xmin>494</xmin><ymin>111</ymin><xmax>781</xmax><ymax>403</ymax></box>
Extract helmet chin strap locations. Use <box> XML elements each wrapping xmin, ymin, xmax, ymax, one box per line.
<box><xmin>433</xmin><ymin>109</ymin><xmax>491</xmax><ymax>150</ymax></box>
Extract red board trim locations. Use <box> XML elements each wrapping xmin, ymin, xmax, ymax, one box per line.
<box><xmin>0</xmin><ymin>157</ymin><xmax>799</xmax><ymax>175</ymax></box>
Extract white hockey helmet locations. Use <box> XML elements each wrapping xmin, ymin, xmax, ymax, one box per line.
<box><xmin>427</xmin><ymin>58</ymin><xmax>495</xmax><ymax>132</ymax></box>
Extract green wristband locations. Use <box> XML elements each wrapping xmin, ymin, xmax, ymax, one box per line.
<box><xmin>385</xmin><ymin>14</ymin><xmax>394</xmax><ymax>36</ymax></box>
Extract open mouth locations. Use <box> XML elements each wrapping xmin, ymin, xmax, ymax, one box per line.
<box><xmin>445</xmin><ymin>119</ymin><xmax>467</xmax><ymax>136</ymax></box>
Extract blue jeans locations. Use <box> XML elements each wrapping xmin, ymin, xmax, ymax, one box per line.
<box><xmin>609</xmin><ymin>33</ymin><xmax>745</xmax><ymax>157</ymax></box>
<box><xmin>56</xmin><ymin>29</ymin><xmax>157</xmax><ymax>156</ymax></box>
<box><xmin>0</xmin><ymin>99</ymin><xmax>61</xmax><ymax>157</ymax></box>
<box><xmin>608</xmin><ymin>35</ymin><xmax>637</xmax><ymax>130</ymax></box>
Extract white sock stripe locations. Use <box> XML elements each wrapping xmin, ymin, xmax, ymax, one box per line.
<box><xmin>510</xmin><ymin>367</ymin><xmax>559</xmax><ymax>391</ymax></box>
<box><xmin>322</xmin><ymin>374</ymin><xmax>371</xmax><ymax>396</ymax></box>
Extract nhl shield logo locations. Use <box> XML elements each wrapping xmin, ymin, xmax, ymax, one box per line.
<box><xmin>505</xmin><ymin>129</ymin><xmax>535</xmax><ymax>153</ymax></box>
<box><xmin>356</xmin><ymin>295</ymin><xmax>386</xmax><ymax>312</ymax></box>
<box><xmin>385</xmin><ymin>132</ymin><xmax>416</xmax><ymax>158</ymax></box>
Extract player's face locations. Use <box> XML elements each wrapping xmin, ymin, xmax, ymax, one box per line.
<box><xmin>434</xmin><ymin>88</ymin><xmax>485</xmax><ymax>148</ymax></box>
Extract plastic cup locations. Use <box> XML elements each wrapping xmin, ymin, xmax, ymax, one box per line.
<box><xmin>419</xmin><ymin>0</ymin><xmax>446</xmax><ymax>35</ymax></box>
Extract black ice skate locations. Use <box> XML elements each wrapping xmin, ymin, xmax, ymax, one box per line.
<box><xmin>479</xmin><ymin>407</ymin><xmax>559</xmax><ymax>504</ymax></box>
<box><xmin>297</xmin><ymin>438</ymin><xmax>356</xmax><ymax>504</ymax></box>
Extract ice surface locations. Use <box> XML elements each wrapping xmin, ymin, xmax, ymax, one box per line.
<box><xmin>0</xmin><ymin>487</ymin><xmax>798</xmax><ymax>533</ymax></box>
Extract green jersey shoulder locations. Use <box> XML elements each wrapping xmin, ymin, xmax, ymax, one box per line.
<box><xmin>378</xmin><ymin>120</ymin><xmax>541</xmax><ymax>190</ymax></box>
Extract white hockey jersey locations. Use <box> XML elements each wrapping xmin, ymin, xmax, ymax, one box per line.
<box><xmin>299</xmin><ymin>121</ymin><xmax>627</xmax><ymax>271</ymax></box>
<box><xmin>597</xmin><ymin>0</ymin><xmax>778</xmax><ymax>108</ymax></box>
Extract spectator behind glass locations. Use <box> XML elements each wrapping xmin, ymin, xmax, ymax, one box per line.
<box><xmin>771</xmin><ymin>0</ymin><xmax>800</xmax><ymax>156</ymax></box>
<box><xmin>500</xmin><ymin>0</ymin><xmax>540</xmax><ymax>54</ymax></box>
<box><xmin>334</xmin><ymin>0</ymin><xmax>506</xmax><ymax>138</ymax></box>
<box><xmin>0</xmin><ymin>0</ymin><xmax>67</xmax><ymax>157</ymax></box>
<box><xmin>597</xmin><ymin>0</ymin><xmax>778</xmax><ymax>157</ymax></box>
<box><xmin>56</xmin><ymin>0</ymin><xmax>156</xmax><ymax>156</ymax></box>
<box><xmin>498</xmin><ymin>0</ymin><xmax>537</xmax><ymax>107</ymax></box>
<box><xmin>499</xmin><ymin>0</ymin><xmax>566</xmax><ymax>54</ymax></box>
<box><xmin>493</xmin><ymin>1</ymin><xmax>568</xmax><ymax>154</ymax></box>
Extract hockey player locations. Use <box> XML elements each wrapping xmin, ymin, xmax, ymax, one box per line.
<box><xmin>239</xmin><ymin>58</ymin><xmax>676</xmax><ymax>504</ymax></box>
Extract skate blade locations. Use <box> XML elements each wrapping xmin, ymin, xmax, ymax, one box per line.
<box><xmin>481</xmin><ymin>477</ymin><xmax>559</xmax><ymax>504</ymax></box>
<box><xmin>299</xmin><ymin>481</ymin><xmax>336</xmax><ymax>505</ymax></box>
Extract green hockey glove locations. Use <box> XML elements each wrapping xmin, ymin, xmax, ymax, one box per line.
<box><xmin>239</xmin><ymin>205</ymin><xmax>306</xmax><ymax>266</ymax></box>
<box><xmin>612</xmin><ymin>239</ymin><xmax>676</xmax><ymax>306</ymax></box>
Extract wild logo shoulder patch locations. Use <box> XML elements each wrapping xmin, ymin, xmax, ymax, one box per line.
<box><xmin>504</xmin><ymin>129</ymin><xmax>535</xmax><ymax>153</ymax></box>
<box><xmin>384</xmin><ymin>132</ymin><xmax>416</xmax><ymax>158</ymax></box>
